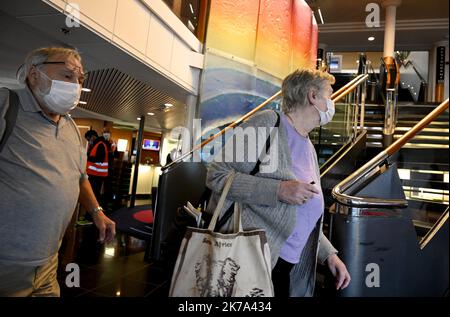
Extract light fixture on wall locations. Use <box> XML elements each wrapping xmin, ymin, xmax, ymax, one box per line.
<box><xmin>117</xmin><ymin>139</ymin><xmax>128</xmax><ymax>152</ymax></box>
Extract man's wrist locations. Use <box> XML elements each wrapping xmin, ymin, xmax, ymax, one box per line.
<box><xmin>90</xmin><ymin>206</ymin><xmax>104</xmax><ymax>215</ymax></box>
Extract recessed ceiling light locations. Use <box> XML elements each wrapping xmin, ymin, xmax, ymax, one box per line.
<box><xmin>368</xmin><ymin>36</ymin><xmax>375</xmax><ymax>41</ymax></box>
<box><xmin>81</xmin><ymin>88</ymin><xmax>91</xmax><ymax>92</ymax></box>
<box><xmin>164</xmin><ymin>103</ymin><xmax>174</xmax><ymax>108</ymax></box>
<box><xmin>137</xmin><ymin>117</ymin><xmax>141</xmax><ymax>120</ymax></box>
<box><xmin>79</xmin><ymin>101</ymin><xmax>87</xmax><ymax>105</ymax></box>
<box><xmin>147</xmin><ymin>112</ymin><xmax>155</xmax><ymax>116</ymax></box>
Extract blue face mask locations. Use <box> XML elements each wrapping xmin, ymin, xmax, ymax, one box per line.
<box><xmin>314</xmin><ymin>99</ymin><xmax>335</xmax><ymax>126</ymax></box>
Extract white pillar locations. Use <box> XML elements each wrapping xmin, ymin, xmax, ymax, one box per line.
<box><xmin>181</xmin><ymin>94</ymin><xmax>198</xmax><ymax>155</ymax></box>
<box><xmin>381</xmin><ymin>0</ymin><xmax>401</xmax><ymax>58</ymax></box>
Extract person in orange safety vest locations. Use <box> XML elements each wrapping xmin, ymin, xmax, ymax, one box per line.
<box><xmin>84</xmin><ymin>130</ymin><xmax>109</xmax><ymax>208</ymax></box>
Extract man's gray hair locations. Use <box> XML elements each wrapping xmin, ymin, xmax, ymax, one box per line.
<box><xmin>281</xmin><ymin>69</ymin><xmax>335</xmax><ymax>114</ymax></box>
<box><xmin>16</xmin><ymin>47</ymin><xmax>82</xmax><ymax>84</ymax></box>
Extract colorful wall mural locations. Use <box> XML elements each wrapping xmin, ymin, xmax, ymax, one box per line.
<box><xmin>199</xmin><ymin>0</ymin><xmax>318</xmax><ymax>134</ymax></box>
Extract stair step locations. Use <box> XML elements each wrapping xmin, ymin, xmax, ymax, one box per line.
<box><xmin>401</xmin><ymin>179</ymin><xmax>449</xmax><ymax>191</ymax></box>
<box><xmin>398</xmin><ymin>161</ymin><xmax>449</xmax><ymax>172</ymax></box>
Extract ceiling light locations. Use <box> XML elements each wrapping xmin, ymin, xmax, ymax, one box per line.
<box><xmin>81</xmin><ymin>88</ymin><xmax>91</xmax><ymax>92</ymax></box>
<box><xmin>79</xmin><ymin>101</ymin><xmax>87</xmax><ymax>105</ymax></box>
<box><xmin>147</xmin><ymin>112</ymin><xmax>155</xmax><ymax>116</ymax></box>
<box><xmin>164</xmin><ymin>103</ymin><xmax>174</xmax><ymax>108</ymax></box>
<box><xmin>137</xmin><ymin>117</ymin><xmax>141</xmax><ymax>120</ymax></box>
<box><xmin>317</xmin><ymin>8</ymin><xmax>324</xmax><ymax>24</ymax></box>
<box><xmin>189</xmin><ymin>3</ymin><xmax>194</xmax><ymax>14</ymax></box>
<box><xmin>368</xmin><ymin>36</ymin><xmax>375</xmax><ymax>41</ymax></box>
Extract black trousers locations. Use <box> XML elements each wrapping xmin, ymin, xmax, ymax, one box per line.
<box><xmin>272</xmin><ymin>257</ymin><xmax>295</xmax><ymax>297</ymax></box>
<box><xmin>88</xmin><ymin>175</ymin><xmax>105</xmax><ymax>201</ymax></box>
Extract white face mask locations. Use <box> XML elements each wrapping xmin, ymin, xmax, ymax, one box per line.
<box><xmin>314</xmin><ymin>99</ymin><xmax>335</xmax><ymax>126</ymax></box>
<box><xmin>37</xmin><ymin>69</ymin><xmax>81</xmax><ymax>114</ymax></box>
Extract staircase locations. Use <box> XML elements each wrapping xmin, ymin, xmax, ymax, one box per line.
<box><xmin>363</xmin><ymin>102</ymin><xmax>449</xmax><ymax>149</ymax></box>
<box><xmin>363</xmin><ymin>102</ymin><xmax>449</xmax><ymax>233</ymax></box>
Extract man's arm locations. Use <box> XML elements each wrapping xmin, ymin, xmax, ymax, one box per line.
<box><xmin>79</xmin><ymin>177</ymin><xmax>116</xmax><ymax>243</ymax></box>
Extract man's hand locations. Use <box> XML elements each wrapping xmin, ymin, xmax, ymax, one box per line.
<box><xmin>326</xmin><ymin>253</ymin><xmax>351</xmax><ymax>290</ymax></box>
<box><xmin>278</xmin><ymin>180</ymin><xmax>319</xmax><ymax>205</ymax></box>
<box><xmin>92</xmin><ymin>211</ymin><xmax>116</xmax><ymax>244</ymax></box>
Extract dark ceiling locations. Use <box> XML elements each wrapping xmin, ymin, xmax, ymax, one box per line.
<box><xmin>311</xmin><ymin>0</ymin><xmax>449</xmax><ymax>51</ymax></box>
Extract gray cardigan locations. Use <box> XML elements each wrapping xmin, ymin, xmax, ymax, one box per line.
<box><xmin>205</xmin><ymin>109</ymin><xmax>338</xmax><ymax>297</ymax></box>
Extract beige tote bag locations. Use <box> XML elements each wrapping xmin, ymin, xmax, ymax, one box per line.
<box><xmin>169</xmin><ymin>172</ymin><xmax>274</xmax><ymax>297</ymax></box>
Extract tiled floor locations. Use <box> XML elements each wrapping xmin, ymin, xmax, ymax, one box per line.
<box><xmin>57</xmin><ymin>199</ymin><xmax>170</xmax><ymax>297</ymax></box>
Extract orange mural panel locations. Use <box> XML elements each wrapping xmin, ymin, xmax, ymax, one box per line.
<box><xmin>309</xmin><ymin>15</ymin><xmax>319</xmax><ymax>69</ymax></box>
<box><xmin>207</xmin><ymin>0</ymin><xmax>260</xmax><ymax>61</ymax></box>
<box><xmin>292</xmin><ymin>0</ymin><xmax>313</xmax><ymax>70</ymax></box>
<box><xmin>255</xmin><ymin>0</ymin><xmax>293</xmax><ymax>78</ymax></box>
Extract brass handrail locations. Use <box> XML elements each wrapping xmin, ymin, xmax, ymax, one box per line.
<box><xmin>385</xmin><ymin>99</ymin><xmax>449</xmax><ymax>155</ymax></box>
<box><xmin>419</xmin><ymin>207</ymin><xmax>449</xmax><ymax>250</ymax></box>
<box><xmin>331</xmin><ymin>74</ymin><xmax>368</xmax><ymax>101</ymax></box>
<box><xmin>163</xmin><ymin>73</ymin><xmax>368</xmax><ymax>171</ymax></box>
<box><xmin>330</xmin><ymin>74</ymin><xmax>367</xmax><ymax>100</ymax></box>
<box><xmin>162</xmin><ymin>90</ymin><xmax>281</xmax><ymax>171</ymax></box>
<box><xmin>332</xmin><ymin>98</ymin><xmax>449</xmax><ymax>207</ymax></box>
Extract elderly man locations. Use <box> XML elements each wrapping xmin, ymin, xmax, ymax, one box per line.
<box><xmin>0</xmin><ymin>47</ymin><xmax>116</xmax><ymax>297</ymax></box>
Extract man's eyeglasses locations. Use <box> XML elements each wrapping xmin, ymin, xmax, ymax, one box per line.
<box><xmin>34</xmin><ymin>61</ymin><xmax>87</xmax><ymax>84</ymax></box>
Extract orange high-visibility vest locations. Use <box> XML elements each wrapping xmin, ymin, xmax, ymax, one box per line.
<box><xmin>86</xmin><ymin>141</ymin><xmax>109</xmax><ymax>177</ymax></box>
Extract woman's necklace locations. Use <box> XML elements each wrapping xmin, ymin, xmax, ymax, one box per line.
<box><xmin>286</xmin><ymin>113</ymin><xmax>309</xmax><ymax>138</ymax></box>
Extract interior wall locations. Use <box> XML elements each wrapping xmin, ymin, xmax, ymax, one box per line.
<box><xmin>332</xmin><ymin>51</ymin><xmax>384</xmax><ymax>72</ymax></box>
<box><xmin>139</xmin><ymin>131</ymin><xmax>162</xmax><ymax>165</ymax></box>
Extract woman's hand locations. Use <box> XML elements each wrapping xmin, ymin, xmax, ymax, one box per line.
<box><xmin>326</xmin><ymin>253</ymin><xmax>351</xmax><ymax>290</ymax></box>
<box><xmin>278</xmin><ymin>180</ymin><xmax>319</xmax><ymax>205</ymax></box>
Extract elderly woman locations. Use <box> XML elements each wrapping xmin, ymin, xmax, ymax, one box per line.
<box><xmin>206</xmin><ymin>68</ymin><xmax>351</xmax><ymax>297</ymax></box>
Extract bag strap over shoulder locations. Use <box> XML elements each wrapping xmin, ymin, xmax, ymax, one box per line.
<box><xmin>0</xmin><ymin>89</ymin><xmax>20</xmax><ymax>153</ymax></box>
<box><xmin>249</xmin><ymin>110</ymin><xmax>280</xmax><ymax>176</ymax></box>
<box><xmin>214</xmin><ymin>110</ymin><xmax>281</xmax><ymax>231</ymax></box>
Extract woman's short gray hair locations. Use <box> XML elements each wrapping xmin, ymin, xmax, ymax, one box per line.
<box><xmin>16</xmin><ymin>47</ymin><xmax>82</xmax><ymax>84</ymax></box>
<box><xmin>281</xmin><ymin>69</ymin><xmax>335</xmax><ymax>114</ymax></box>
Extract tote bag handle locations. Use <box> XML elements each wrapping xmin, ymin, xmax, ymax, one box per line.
<box><xmin>207</xmin><ymin>172</ymin><xmax>238</xmax><ymax>232</ymax></box>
